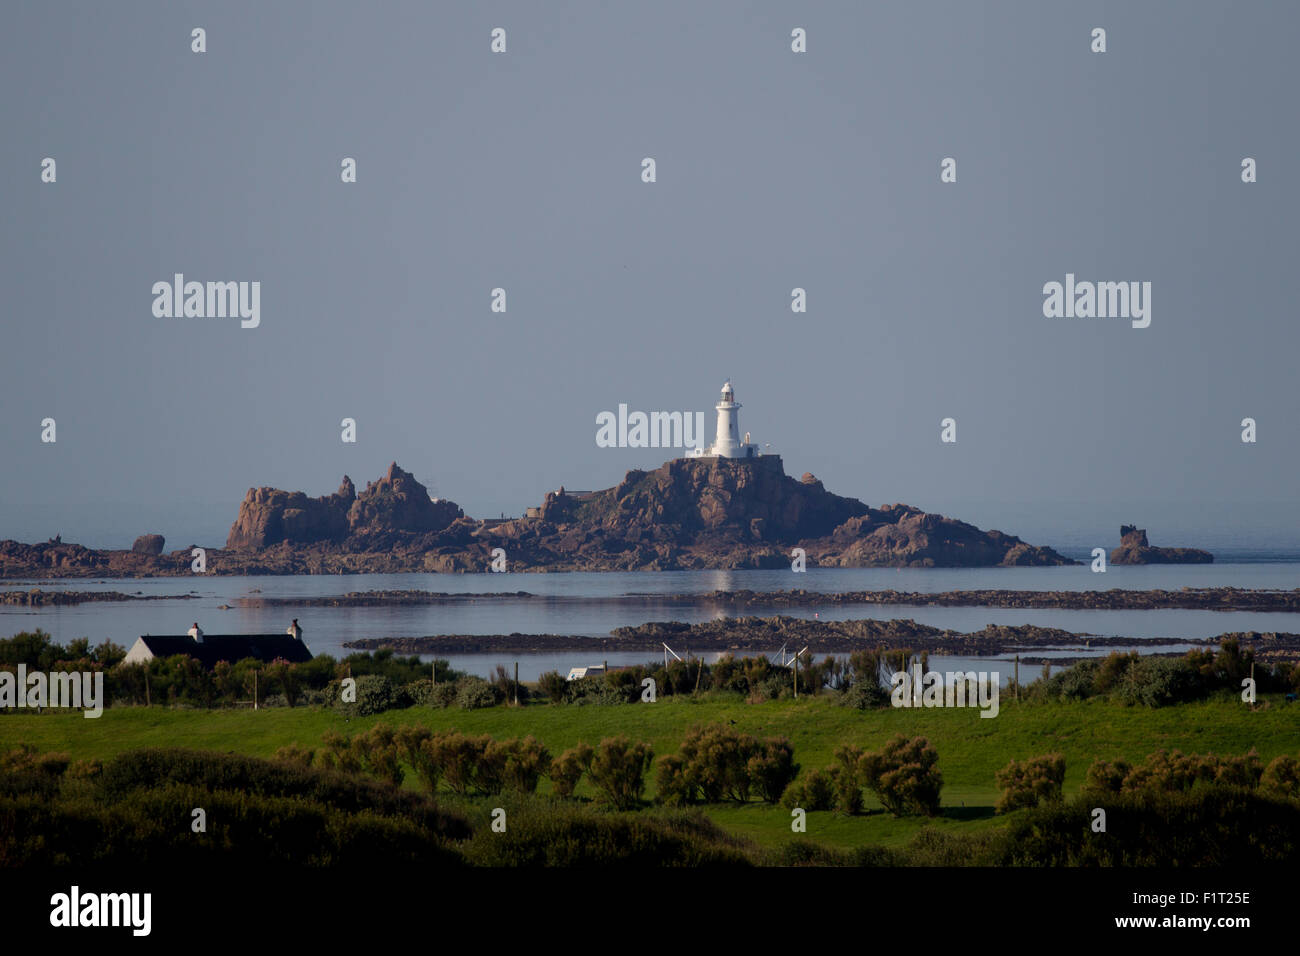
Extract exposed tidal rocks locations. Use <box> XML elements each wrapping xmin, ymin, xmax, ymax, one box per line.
<box><xmin>0</xmin><ymin>588</ymin><xmax>198</xmax><ymax>606</ymax></box>
<box><xmin>236</xmin><ymin>586</ymin><xmax>1300</xmax><ymax>613</ymax></box>
<box><xmin>342</xmin><ymin>617</ymin><xmax>1300</xmax><ymax>663</ymax></box>
<box><xmin>1110</xmin><ymin>525</ymin><xmax>1213</xmax><ymax>565</ymax></box>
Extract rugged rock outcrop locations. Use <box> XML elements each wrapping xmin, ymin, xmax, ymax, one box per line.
<box><xmin>0</xmin><ymin>456</ymin><xmax>1074</xmax><ymax>577</ymax></box>
<box><xmin>225</xmin><ymin>464</ymin><xmax>463</xmax><ymax>550</ymax></box>
<box><xmin>1109</xmin><ymin>525</ymin><xmax>1213</xmax><ymax>565</ymax></box>
<box><xmin>132</xmin><ymin>533</ymin><xmax>165</xmax><ymax>555</ymax></box>
<box><xmin>473</xmin><ymin>455</ymin><xmax>1072</xmax><ymax>570</ymax></box>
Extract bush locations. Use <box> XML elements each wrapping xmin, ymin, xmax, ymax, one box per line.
<box><xmin>1116</xmin><ymin>657</ymin><xmax>1204</xmax><ymax>707</ymax></box>
<box><xmin>838</xmin><ymin>680</ymin><xmax>890</xmax><ymax>710</ymax></box>
<box><xmin>549</xmin><ymin>746</ymin><xmax>589</xmax><ymax>799</ymax></box>
<box><xmin>317</xmin><ymin>725</ymin><xmax>405</xmax><ymax>786</ymax></box>
<box><xmin>830</xmin><ymin>745</ymin><xmax>864</xmax><ymax>814</ymax></box>
<box><xmin>426</xmin><ymin>732</ymin><xmax>493</xmax><ymax>794</ymax></box>
<box><xmin>746</xmin><ymin>738</ymin><xmax>799</xmax><ymax>805</ymax></box>
<box><xmin>487</xmin><ymin>737</ymin><xmax>551</xmax><ymax>794</ymax></box>
<box><xmin>564</xmin><ymin>675</ymin><xmax>627</xmax><ymax>706</ymax></box>
<box><xmin>1001</xmin><ymin>787</ymin><xmax>1300</xmax><ymax>866</ymax></box>
<box><xmin>781</xmin><ymin>769</ymin><xmax>834</xmax><ymax>812</ymax></box>
<box><xmin>1261</xmin><ymin>754</ymin><xmax>1300</xmax><ymax>800</ymax></box>
<box><xmin>1056</xmin><ymin>660</ymin><xmax>1100</xmax><ymax>700</ymax></box>
<box><xmin>333</xmin><ymin>674</ymin><xmax>400</xmax><ymax>716</ymax></box>
<box><xmin>395</xmin><ymin>726</ymin><xmax>441</xmax><ymax>792</ymax></box>
<box><xmin>655</xmin><ymin>754</ymin><xmax>695</xmax><ymax>806</ymax></box>
<box><xmin>404</xmin><ymin>680</ymin><xmax>440</xmax><ymax>707</ymax></box>
<box><xmin>272</xmin><ymin>745</ymin><xmax>315</xmax><ymax>768</ymax></box>
<box><xmin>537</xmin><ymin>670</ymin><xmax>568</xmax><ymax>704</ymax></box>
<box><xmin>461</xmin><ymin>801</ymin><xmax>752</xmax><ymax>867</ymax></box>
<box><xmin>579</xmin><ymin>737</ymin><xmax>653</xmax><ymax>811</ymax></box>
<box><xmin>859</xmin><ymin>735</ymin><xmax>943</xmax><ymax>817</ymax></box>
<box><xmin>676</xmin><ymin>724</ymin><xmax>756</xmax><ymax>803</ymax></box>
<box><xmin>455</xmin><ymin>676</ymin><xmax>501</xmax><ymax>710</ymax></box>
<box><xmin>1081</xmin><ymin>758</ymin><xmax>1131</xmax><ymax>795</ymax></box>
<box><xmin>0</xmin><ymin>748</ymin><xmax>472</xmax><ymax>867</ymax></box>
<box><xmin>995</xmin><ymin>754</ymin><xmax>1066</xmax><ymax>813</ymax></box>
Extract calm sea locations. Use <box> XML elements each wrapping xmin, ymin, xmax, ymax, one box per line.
<box><xmin>3</xmin><ymin>557</ymin><xmax>1298</xmax><ymax>682</ymax></box>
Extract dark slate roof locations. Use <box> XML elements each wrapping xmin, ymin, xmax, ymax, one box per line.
<box><xmin>134</xmin><ymin>635</ymin><xmax>313</xmax><ymax>667</ymax></box>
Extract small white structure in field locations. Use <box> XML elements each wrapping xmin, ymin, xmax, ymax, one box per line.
<box><xmin>566</xmin><ymin>664</ymin><xmax>608</xmax><ymax>681</ymax></box>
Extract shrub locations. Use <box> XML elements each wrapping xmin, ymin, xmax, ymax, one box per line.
<box><xmin>317</xmin><ymin>725</ymin><xmax>404</xmax><ymax>786</ymax></box>
<box><xmin>830</xmin><ymin>745</ymin><xmax>864</xmax><ymax>815</ymax></box>
<box><xmin>1261</xmin><ymin>754</ymin><xmax>1300</xmax><ymax>800</ymax></box>
<box><xmin>395</xmin><ymin>726</ymin><xmax>442</xmax><ymax>792</ymax></box>
<box><xmin>995</xmin><ymin>754</ymin><xmax>1066</xmax><ymax>813</ymax></box>
<box><xmin>550</xmin><ymin>745</ymin><xmax>590</xmax><ymax>799</ymax></box>
<box><xmin>1123</xmin><ymin>750</ymin><xmax>1215</xmax><ymax>793</ymax></box>
<box><xmin>859</xmin><ymin>735</ymin><xmax>943</xmax><ymax>817</ymax></box>
<box><xmin>565</xmin><ymin>676</ymin><xmax>626</xmax><ymax>706</ymax></box>
<box><xmin>781</xmin><ymin>769</ymin><xmax>834</xmax><ymax>812</ymax></box>
<box><xmin>405</xmin><ymin>680</ymin><xmax>440</xmax><ymax>707</ymax></box>
<box><xmin>461</xmin><ymin>802</ymin><xmax>753</xmax><ymax>867</ymax></box>
<box><xmin>838</xmin><ymin>680</ymin><xmax>889</xmax><ymax>710</ymax></box>
<box><xmin>1116</xmin><ymin>657</ymin><xmax>1204</xmax><ymax>707</ymax></box>
<box><xmin>579</xmin><ymin>737</ymin><xmax>653</xmax><ymax>811</ymax></box>
<box><xmin>490</xmin><ymin>664</ymin><xmax>529</xmax><ymax>705</ymax></box>
<box><xmin>487</xmin><ymin>737</ymin><xmax>551</xmax><ymax>794</ymax></box>
<box><xmin>426</xmin><ymin>732</ymin><xmax>493</xmax><ymax>794</ymax></box>
<box><xmin>537</xmin><ymin>670</ymin><xmax>568</xmax><ymax>704</ymax></box>
<box><xmin>746</xmin><ymin>737</ymin><xmax>799</xmax><ymax>805</ymax></box>
<box><xmin>1001</xmin><ymin>787</ymin><xmax>1300</xmax><ymax>866</ymax></box>
<box><xmin>1056</xmin><ymin>660</ymin><xmax>1100</xmax><ymax>700</ymax></box>
<box><xmin>655</xmin><ymin>754</ymin><xmax>695</xmax><ymax>806</ymax></box>
<box><xmin>455</xmin><ymin>676</ymin><xmax>501</xmax><ymax>710</ymax></box>
<box><xmin>272</xmin><ymin>745</ymin><xmax>315</xmax><ymax>768</ymax></box>
<box><xmin>1081</xmin><ymin>758</ymin><xmax>1131</xmax><ymax>795</ymax></box>
<box><xmin>677</xmin><ymin>724</ymin><xmax>756</xmax><ymax>803</ymax></box>
<box><xmin>333</xmin><ymin>674</ymin><xmax>399</xmax><ymax>716</ymax></box>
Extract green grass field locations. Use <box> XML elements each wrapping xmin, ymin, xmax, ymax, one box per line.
<box><xmin>3</xmin><ymin>693</ymin><xmax>1295</xmax><ymax>849</ymax></box>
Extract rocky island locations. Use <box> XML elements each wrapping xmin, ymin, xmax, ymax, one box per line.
<box><xmin>0</xmin><ymin>456</ymin><xmax>1076</xmax><ymax>578</ymax></box>
<box><xmin>1110</xmin><ymin>525</ymin><xmax>1213</xmax><ymax>565</ymax></box>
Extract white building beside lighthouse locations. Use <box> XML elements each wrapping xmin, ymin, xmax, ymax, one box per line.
<box><xmin>692</xmin><ymin>381</ymin><xmax>768</xmax><ymax>459</ymax></box>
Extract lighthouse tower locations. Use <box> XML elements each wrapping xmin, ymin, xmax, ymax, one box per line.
<box><xmin>694</xmin><ymin>381</ymin><xmax>766</xmax><ymax>459</ymax></box>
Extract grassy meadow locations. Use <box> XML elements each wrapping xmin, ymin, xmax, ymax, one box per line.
<box><xmin>3</xmin><ymin>692</ymin><xmax>1294</xmax><ymax>850</ymax></box>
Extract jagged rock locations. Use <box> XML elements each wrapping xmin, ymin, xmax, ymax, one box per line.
<box><xmin>346</xmin><ymin>462</ymin><xmax>462</xmax><ymax>538</ymax></box>
<box><xmin>1110</xmin><ymin>524</ymin><xmax>1213</xmax><ymax>565</ymax></box>
<box><xmin>132</xmin><ymin>533</ymin><xmax>165</xmax><ymax>555</ymax></box>
<box><xmin>225</xmin><ymin>463</ymin><xmax>463</xmax><ymax>551</ymax></box>
<box><xmin>226</xmin><ymin>478</ymin><xmax>354</xmax><ymax>549</ymax></box>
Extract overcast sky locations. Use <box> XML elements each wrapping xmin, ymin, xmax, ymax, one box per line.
<box><xmin>3</xmin><ymin>1</ymin><xmax>1297</xmax><ymax>551</ymax></box>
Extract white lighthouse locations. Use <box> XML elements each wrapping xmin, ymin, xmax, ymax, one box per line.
<box><xmin>693</xmin><ymin>381</ymin><xmax>767</xmax><ymax>459</ymax></box>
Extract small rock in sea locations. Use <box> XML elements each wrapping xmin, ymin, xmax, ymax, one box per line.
<box><xmin>218</xmin><ymin>604</ymin><xmax>231</xmax><ymax>609</ymax></box>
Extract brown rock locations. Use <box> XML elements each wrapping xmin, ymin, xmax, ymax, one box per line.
<box><xmin>1110</xmin><ymin>525</ymin><xmax>1213</xmax><ymax>565</ymax></box>
<box><xmin>132</xmin><ymin>533</ymin><xmax>165</xmax><ymax>555</ymax></box>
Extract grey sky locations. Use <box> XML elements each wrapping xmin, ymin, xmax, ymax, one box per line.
<box><xmin>3</xmin><ymin>1</ymin><xmax>1297</xmax><ymax>551</ymax></box>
